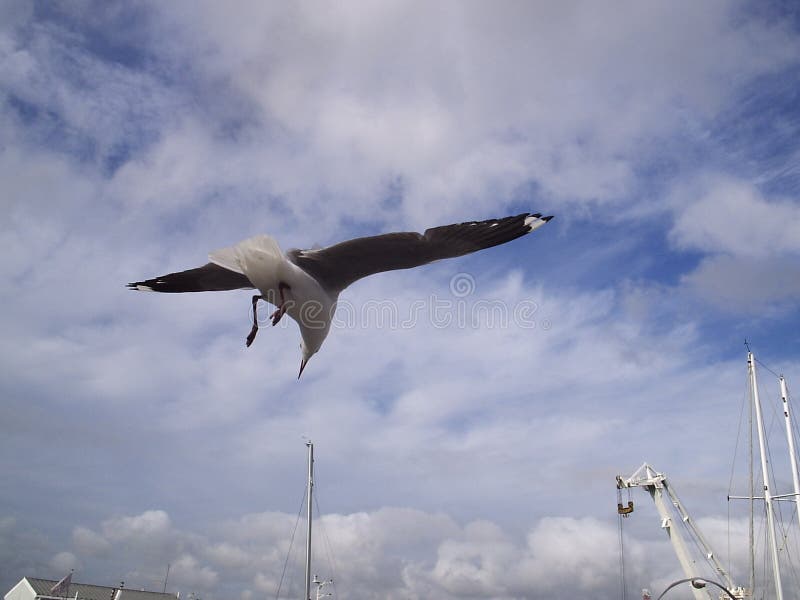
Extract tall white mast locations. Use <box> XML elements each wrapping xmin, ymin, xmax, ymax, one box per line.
<box><xmin>748</xmin><ymin>352</ymin><xmax>784</xmax><ymax>599</ymax></box>
<box><xmin>748</xmin><ymin>371</ymin><xmax>754</xmax><ymax>595</ymax></box>
<box><xmin>779</xmin><ymin>375</ymin><xmax>800</xmax><ymax>524</ymax></box>
<box><xmin>304</xmin><ymin>441</ymin><xmax>314</xmax><ymax>600</ymax></box>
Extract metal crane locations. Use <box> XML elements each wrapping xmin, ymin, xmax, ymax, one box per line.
<box><xmin>616</xmin><ymin>463</ymin><xmax>746</xmax><ymax>600</ymax></box>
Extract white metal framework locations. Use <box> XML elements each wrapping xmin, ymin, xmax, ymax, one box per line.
<box><xmin>618</xmin><ymin>351</ymin><xmax>800</xmax><ymax>600</ymax></box>
<box><xmin>616</xmin><ymin>463</ymin><xmax>746</xmax><ymax>600</ymax></box>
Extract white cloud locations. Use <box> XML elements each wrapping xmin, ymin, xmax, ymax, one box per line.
<box><xmin>519</xmin><ymin>517</ymin><xmax>623</xmax><ymax>592</ymax></box>
<box><xmin>61</xmin><ymin>508</ymin><xmax>655</xmax><ymax>599</ymax></box>
<box><xmin>136</xmin><ymin>0</ymin><xmax>800</xmax><ymax>227</ymax></box>
<box><xmin>201</xmin><ymin>543</ymin><xmax>250</xmax><ymax>570</ymax></box>
<box><xmin>2</xmin><ymin>2</ymin><xmax>800</xmax><ymax>599</ymax></box>
<box><xmin>250</xmin><ymin>572</ymin><xmax>275</xmax><ymax>594</ymax></box>
<box><xmin>670</xmin><ymin>175</ymin><xmax>800</xmax><ymax>258</ymax></box>
<box><xmin>73</xmin><ymin>526</ymin><xmax>111</xmax><ymax>557</ymax></box>
<box><xmin>102</xmin><ymin>510</ymin><xmax>172</xmax><ymax>541</ymax></box>
<box><xmin>168</xmin><ymin>554</ymin><xmax>219</xmax><ymax>590</ymax></box>
<box><xmin>49</xmin><ymin>552</ymin><xmax>79</xmax><ymax>573</ymax></box>
<box><xmin>667</xmin><ymin>174</ymin><xmax>800</xmax><ymax>312</ymax></box>
<box><xmin>681</xmin><ymin>254</ymin><xmax>800</xmax><ymax>313</ymax></box>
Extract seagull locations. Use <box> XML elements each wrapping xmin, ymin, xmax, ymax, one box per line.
<box><xmin>128</xmin><ymin>212</ymin><xmax>553</xmax><ymax>378</ymax></box>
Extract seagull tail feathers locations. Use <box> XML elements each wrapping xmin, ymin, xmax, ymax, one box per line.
<box><xmin>209</xmin><ymin>235</ymin><xmax>285</xmax><ymax>292</ymax></box>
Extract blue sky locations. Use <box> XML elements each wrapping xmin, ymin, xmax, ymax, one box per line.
<box><xmin>2</xmin><ymin>1</ymin><xmax>800</xmax><ymax>599</ymax></box>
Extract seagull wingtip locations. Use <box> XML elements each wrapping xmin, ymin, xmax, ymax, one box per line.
<box><xmin>127</xmin><ymin>283</ymin><xmax>154</xmax><ymax>292</ymax></box>
<box><xmin>523</xmin><ymin>213</ymin><xmax>555</xmax><ymax>230</ymax></box>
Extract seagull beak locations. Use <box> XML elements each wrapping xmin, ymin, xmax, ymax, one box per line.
<box><xmin>298</xmin><ymin>358</ymin><xmax>308</xmax><ymax>379</ymax></box>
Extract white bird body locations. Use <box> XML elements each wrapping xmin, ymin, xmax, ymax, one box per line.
<box><xmin>129</xmin><ymin>212</ymin><xmax>553</xmax><ymax>377</ymax></box>
<box><xmin>208</xmin><ymin>234</ymin><xmax>337</xmax><ymax>362</ymax></box>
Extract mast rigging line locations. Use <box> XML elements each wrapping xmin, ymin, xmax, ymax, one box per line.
<box><xmin>313</xmin><ymin>493</ymin><xmax>340</xmax><ymax>596</ymax></box>
<box><xmin>275</xmin><ymin>487</ymin><xmax>308</xmax><ymax>600</ymax></box>
<box><xmin>752</xmin><ymin>370</ymin><xmax>800</xmax><ymax>592</ymax></box>
<box><xmin>727</xmin><ymin>377</ymin><xmax>750</xmax><ymax>581</ymax></box>
<box><xmin>744</xmin><ymin>342</ymin><xmax>783</xmax><ymax>382</ymax></box>
<box><xmin>753</xmin><ymin>355</ymin><xmax>782</xmax><ymax>380</ymax></box>
<box><xmin>733</xmin><ymin>350</ymin><xmax>800</xmax><ymax>596</ymax></box>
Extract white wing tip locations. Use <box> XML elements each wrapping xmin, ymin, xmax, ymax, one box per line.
<box><xmin>524</xmin><ymin>214</ymin><xmax>554</xmax><ymax>231</ymax></box>
<box><xmin>128</xmin><ymin>284</ymin><xmax>155</xmax><ymax>292</ymax></box>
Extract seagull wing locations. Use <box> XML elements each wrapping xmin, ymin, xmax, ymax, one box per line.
<box><xmin>127</xmin><ymin>262</ymin><xmax>254</xmax><ymax>292</ymax></box>
<box><xmin>288</xmin><ymin>212</ymin><xmax>552</xmax><ymax>293</ymax></box>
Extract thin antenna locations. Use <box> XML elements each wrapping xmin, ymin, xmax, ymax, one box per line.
<box><xmin>163</xmin><ymin>564</ymin><xmax>170</xmax><ymax>593</ymax></box>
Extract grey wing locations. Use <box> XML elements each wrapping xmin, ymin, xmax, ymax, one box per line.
<box><xmin>127</xmin><ymin>262</ymin><xmax>254</xmax><ymax>292</ymax></box>
<box><xmin>288</xmin><ymin>212</ymin><xmax>552</xmax><ymax>293</ymax></box>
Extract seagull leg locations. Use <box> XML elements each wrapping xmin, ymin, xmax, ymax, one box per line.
<box><xmin>246</xmin><ymin>294</ymin><xmax>263</xmax><ymax>347</ymax></box>
<box><xmin>270</xmin><ymin>282</ymin><xmax>292</xmax><ymax>326</ymax></box>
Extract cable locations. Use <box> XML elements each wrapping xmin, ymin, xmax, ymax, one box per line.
<box><xmin>728</xmin><ymin>381</ymin><xmax>749</xmax><ymax>583</ymax></box>
<box><xmin>314</xmin><ymin>491</ymin><xmax>340</xmax><ymax>596</ymax></box>
<box><xmin>619</xmin><ymin>525</ymin><xmax>626</xmax><ymax>599</ymax></box>
<box><xmin>753</xmin><ymin>355</ymin><xmax>781</xmax><ymax>380</ymax></box>
<box><xmin>275</xmin><ymin>487</ymin><xmax>308</xmax><ymax>600</ymax></box>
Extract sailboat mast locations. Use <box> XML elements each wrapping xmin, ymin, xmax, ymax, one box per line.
<box><xmin>779</xmin><ymin>376</ymin><xmax>800</xmax><ymax>524</ymax></box>
<box><xmin>305</xmin><ymin>441</ymin><xmax>314</xmax><ymax>600</ymax></box>
<box><xmin>748</xmin><ymin>369</ymin><xmax>754</xmax><ymax>595</ymax></box>
<box><xmin>748</xmin><ymin>352</ymin><xmax>784</xmax><ymax>599</ymax></box>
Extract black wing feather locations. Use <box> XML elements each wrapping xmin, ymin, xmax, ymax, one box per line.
<box><xmin>127</xmin><ymin>262</ymin><xmax>254</xmax><ymax>293</ymax></box>
<box><xmin>288</xmin><ymin>212</ymin><xmax>551</xmax><ymax>293</ymax></box>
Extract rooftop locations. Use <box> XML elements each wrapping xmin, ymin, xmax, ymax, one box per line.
<box><xmin>23</xmin><ymin>578</ymin><xmax>177</xmax><ymax>600</ymax></box>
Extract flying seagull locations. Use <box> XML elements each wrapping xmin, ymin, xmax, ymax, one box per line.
<box><xmin>128</xmin><ymin>212</ymin><xmax>553</xmax><ymax>378</ymax></box>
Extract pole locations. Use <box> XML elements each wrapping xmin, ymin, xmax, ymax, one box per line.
<box><xmin>779</xmin><ymin>376</ymin><xmax>800</xmax><ymax>524</ymax></box>
<box><xmin>748</xmin><ymin>363</ymin><xmax>755</xmax><ymax>595</ymax></box>
<box><xmin>748</xmin><ymin>352</ymin><xmax>784</xmax><ymax>599</ymax></box>
<box><xmin>304</xmin><ymin>441</ymin><xmax>314</xmax><ymax>600</ymax></box>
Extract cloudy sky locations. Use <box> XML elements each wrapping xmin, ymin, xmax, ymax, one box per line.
<box><xmin>2</xmin><ymin>1</ymin><xmax>800</xmax><ymax>599</ymax></box>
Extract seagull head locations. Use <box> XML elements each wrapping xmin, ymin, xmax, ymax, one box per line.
<box><xmin>298</xmin><ymin>341</ymin><xmax>316</xmax><ymax>379</ymax></box>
